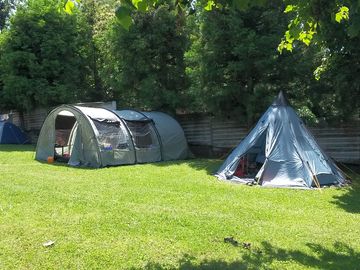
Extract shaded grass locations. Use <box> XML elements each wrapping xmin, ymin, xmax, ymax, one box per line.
<box><xmin>0</xmin><ymin>145</ymin><xmax>359</xmax><ymax>269</ymax></box>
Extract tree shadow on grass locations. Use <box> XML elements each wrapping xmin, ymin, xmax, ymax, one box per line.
<box><xmin>152</xmin><ymin>158</ymin><xmax>222</xmax><ymax>175</ymax></box>
<box><xmin>332</xmin><ymin>183</ymin><xmax>360</xmax><ymax>213</ymax></box>
<box><xmin>0</xmin><ymin>144</ymin><xmax>35</xmax><ymax>152</ymax></box>
<box><xmin>132</xmin><ymin>241</ymin><xmax>360</xmax><ymax>270</ymax></box>
<box><xmin>332</xmin><ymin>165</ymin><xmax>360</xmax><ymax>213</ymax></box>
<box><xmin>35</xmin><ymin>159</ymin><xmax>100</xmax><ymax>171</ymax></box>
<box><xmin>241</xmin><ymin>241</ymin><xmax>360</xmax><ymax>270</ymax></box>
<box><xmin>34</xmin><ymin>156</ymin><xmax>222</xmax><ymax>174</ymax></box>
<box><xmin>0</xmin><ymin>142</ymin><xmax>222</xmax><ymax>175</ymax></box>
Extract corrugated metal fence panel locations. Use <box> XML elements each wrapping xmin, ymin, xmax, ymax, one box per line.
<box><xmin>23</xmin><ymin>108</ymin><xmax>48</xmax><ymax>131</ymax></box>
<box><xmin>178</xmin><ymin>115</ymin><xmax>360</xmax><ymax>164</ymax></box>
<box><xmin>11</xmin><ymin>112</ymin><xmax>22</xmax><ymax>127</ymax></box>
<box><xmin>310</xmin><ymin>127</ymin><xmax>360</xmax><ymax>163</ymax></box>
<box><xmin>212</xmin><ymin>119</ymin><xmax>248</xmax><ymax>148</ymax></box>
<box><xmin>178</xmin><ymin>116</ymin><xmax>212</xmax><ymax>146</ymax></box>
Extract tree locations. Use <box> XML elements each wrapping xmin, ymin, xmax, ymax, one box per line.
<box><xmin>0</xmin><ymin>0</ymin><xmax>357</xmax><ymax>122</ymax></box>
<box><xmin>184</xmin><ymin>0</ymin><xmax>360</xmax><ymax>124</ymax></box>
<box><xmin>0</xmin><ymin>0</ymin><xmax>92</xmax><ymax>112</ymax></box>
<box><xmin>279</xmin><ymin>0</ymin><xmax>360</xmax><ymax>122</ymax></box>
<box><xmin>186</xmin><ymin>2</ymin><xmax>293</xmax><ymax>123</ymax></box>
<box><xmin>0</xmin><ymin>0</ymin><xmax>18</xmax><ymax>31</ymax></box>
<box><xmin>104</xmin><ymin>2</ymin><xmax>188</xmax><ymax>112</ymax></box>
<box><xmin>76</xmin><ymin>0</ymin><xmax>119</xmax><ymax>101</ymax></box>
<box><xmin>115</xmin><ymin>1</ymin><xmax>357</xmax><ymax>43</ymax></box>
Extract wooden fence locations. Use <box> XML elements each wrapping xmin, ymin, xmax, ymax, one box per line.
<box><xmin>1</xmin><ymin>108</ymin><xmax>359</xmax><ymax>164</ymax></box>
<box><xmin>177</xmin><ymin>114</ymin><xmax>360</xmax><ymax>164</ymax></box>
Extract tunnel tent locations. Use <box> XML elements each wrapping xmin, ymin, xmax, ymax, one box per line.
<box><xmin>0</xmin><ymin>121</ymin><xmax>29</xmax><ymax>144</ymax></box>
<box><xmin>215</xmin><ymin>91</ymin><xmax>347</xmax><ymax>188</ymax></box>
<box><xmin>35</xmin><ymin>105</ymin><xmax>189</xmax><ymax>167</ymax></box>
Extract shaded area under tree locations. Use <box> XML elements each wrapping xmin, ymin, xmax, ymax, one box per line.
<box><xmin>132</xmin><ymin>241</ymin><xmax>360</xmax><ymax>270</ymax></box>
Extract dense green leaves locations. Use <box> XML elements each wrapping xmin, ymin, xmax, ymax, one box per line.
<box><xmin>64</xmin><ymin>0</ymin><xmax>75</xmax><ymax>14</ymax></box>
<box><xmin>0</xmin><ymin>0</ymin><xmax>358</xmax><ymax>123</ymax></box>
<box><xmin>204</xmin><ymin>0</ymin><xmax>215</xmax><ymax>11</ymax></box>
<box><xmin>0</xmin><ymin>0</ymin><xmax>93</xmax><ymax>111</ymax></box>
<box><xmin>184</xmin><ymin>1</ymin><xmax>359</xmax><ymax>123</ymax></box>
<box><xmin>115</xmin><ymin>6</ymin><xmax>132</xmax><ymax>30</ymax></box>
<box><xmin>186</xmin><ymin>2</ymin><xmax>295</xmax><ymax>123</ymax></box>
<box><xmin>116</xmin><ymin>0</ymin><xmax>360</xmax><ymax>48</ymax></box>
<box><xmin>0</xmin><ymin>0</ymin><xmax>23</xmax><ymax>31</ymax></box>
<box><xmin>335</xmin><ymin>6</ymin><xmax>349</xmax><ymax>23</ymax></box>
<box><xmin>104</xmin><ymin>3</ymin><xmax>188</xmax><ymax>112</ymax></box>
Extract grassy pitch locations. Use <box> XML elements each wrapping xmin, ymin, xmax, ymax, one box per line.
<box><xmin>0</xmin><ymin>145</ymin><xmax>359</xmax><ymax>269</ymax></box>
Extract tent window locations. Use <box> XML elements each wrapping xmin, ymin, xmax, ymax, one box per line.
<box><xmin>125</xmin><ymin>121</ymin><xmax>156</xmax><ymax>148</ymax></box>
<box><xmin>92</xmin><ymin>120</ymin><xmax>128</xmax><ymax>150</ymax></box>
<box><xmin>54</xmin><ymin>112</ymin><xmax>76</xmax><ymax>161</ymax></box>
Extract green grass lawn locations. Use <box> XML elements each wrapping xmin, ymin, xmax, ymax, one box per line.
<box><xmin>0</xmin><ymin>145</ymin><xmax>360</xmax><ymax>269</ymax></box>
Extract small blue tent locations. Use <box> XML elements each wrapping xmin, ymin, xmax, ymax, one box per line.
<box><xmin>0</xmin><ymin>121</ymin><xmax>29</xmax><ymax>144</ymax></box>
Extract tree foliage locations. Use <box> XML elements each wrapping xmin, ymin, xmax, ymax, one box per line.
<box><xmin>0</xmin><ymin>0</ymin><xmax>93</xmax><ymax>111</ymax></box>
<box><xmin>0</xmin><ymin>0</ymin><xmax>358</xmax><ymax>123</ymax></box>
<box><xmin>183</xmin><ymin>0</ymin><xmax>359</xmax><ymax>123</ymax></box>
<box><xmin>0</xmin><ymin>0</ymin><xmax>19</xmax><ymax>31</ymax></box>
<box><xmin>186</xmin><ymin>2</ymin><xmax>298</xmax><ymax>123</ymax></box>
<box><xmin>104</xmin><ymin>2</ymin><xmax>188</xmax><ymax>112</ymax></box>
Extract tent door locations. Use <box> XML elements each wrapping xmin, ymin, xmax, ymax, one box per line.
<box><xmin>232</xmin><ymin>133</ymin><xmax>267</xmax><ymax>181</ymax></box>
<box><xmin>54</xmin><ymin>112</ymin><xmax>77</xmax><ymax>163</ymax></box>
<box><xmin>68</xmin><ymin>124</ymin><xmax>84</xmax><ymax>166</ymax></box>
<box><xmin>233</xmin><ymin>153</ymin><xmax>265</xmax><ymax>179</ymax></box>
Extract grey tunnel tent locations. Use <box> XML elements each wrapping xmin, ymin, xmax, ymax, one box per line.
<box><xmin>216</xmin><ymin>91</ymin><xmax>347</xmax><ymax>188</ymax></box>
<box><xmin>35</xmin><ymin>105</ymin><xmax>189</xmax><ymax>167</ymax></box>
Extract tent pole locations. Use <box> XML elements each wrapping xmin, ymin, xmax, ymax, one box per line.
<box><xmin>306</xmin><ymin>161</ymin><xmax>321</xmax><ymax>189</ymax></box>
<box><xmin>293</xmin><ymin>143</ymin><xmax>321</xmax><ymax>189</ymax></box>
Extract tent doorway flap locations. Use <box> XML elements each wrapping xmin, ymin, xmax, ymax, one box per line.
<box><xmin>54</xmin><ymin>111</ymin><xmax>77</xmax><ymax>162</ymax></box>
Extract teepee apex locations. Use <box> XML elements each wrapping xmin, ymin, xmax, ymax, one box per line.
<box><xmin>272</xmin><ymin>91</ymin><xmax>289</xmax><ymax>106</ymax></box>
